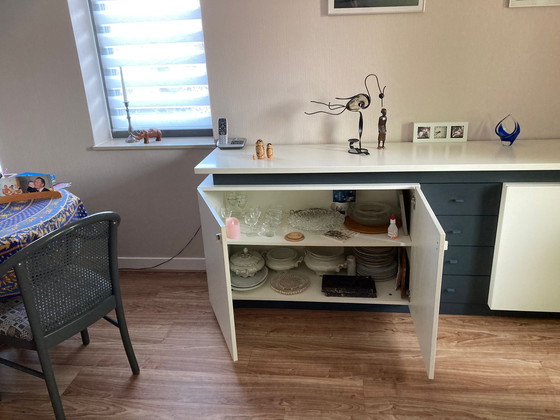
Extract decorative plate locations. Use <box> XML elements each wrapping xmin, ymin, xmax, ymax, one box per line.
<box><xmin>270</xmin><ymin>272</ymin><xmax>310</xmax><ymax>295</ymax></box>
<box><xmin>231</xmin><ymin>266</ymin><xmax>268</xmax><ymax>290</ymax></box>
<box><xmin>287</xmin><ymin>208</ymin><xmax>344</xmax><ymax>232</ymax></box>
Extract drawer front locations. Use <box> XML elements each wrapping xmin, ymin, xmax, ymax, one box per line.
<box><xmin>437</xmin><ymin>215</ymin><xmax>498</xmax><ymax>246</ymax></box>
<box><xmin>421</xmin><ymin>183</ymin><xmax>502</xmax><ymax>215</ymax></box>
<box><xmin>440</xmin><ymin>275</ymin><xmax>490</xmax><ymax>304</ymax></box>
<box><xmin>443</xmin><ymin>246</ymin><xmax>494</xmax><ymax>276</ymax></box>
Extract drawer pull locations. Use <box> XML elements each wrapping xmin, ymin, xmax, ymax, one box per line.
<box><xmin>451</xmin><ymin>198</ymin><xmax>465</xmax><ymax>203</ymax></box>
<box><xmin>447</xmin><ymin>229</ymin><xmax>462</xmax><ymax>235</ymax></box>
<box><xmin>445</xmin><ymin>288</ymin><xmax>456</xmax><ymax>293</ymax></box>
<box><xmin>447</xmin><ymin>259</ymin><xmax>459</xmax><ymax>264</ymax></box>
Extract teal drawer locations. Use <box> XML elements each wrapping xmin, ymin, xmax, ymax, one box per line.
<box><xmin>440</xmin><ymin>275</ymin><xmax>490</xmax><ymax>304</ymax></box>
<box><xmin>421</xmin><ymin>183</ymin><xmax>501</xmax><ymax>215</ymax></box>
<box><xmin>443</xmin><ymin>246</ymin><xmax>494</xmax><ymax>276</ymax></box>
<box><xmin>438</xmin><ymin>215</ymin><xmax>498</xmax><ymax>246</ymax></box>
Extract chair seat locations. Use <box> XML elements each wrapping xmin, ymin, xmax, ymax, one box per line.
<box><xmin>0</xmin><ymin>296</ymin><xmax>32</xmax><ymax>341</ymax></box>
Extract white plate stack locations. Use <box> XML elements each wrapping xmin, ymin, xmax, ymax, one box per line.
<box><xmin>231</xmin><ymin>267</ymin><xmax>268</xmax><ymax>291</ymax></box>
<box><xmin>352</xmin><ymin>247</ymin><xmax>398</xmax><ymax>282</ymax></box>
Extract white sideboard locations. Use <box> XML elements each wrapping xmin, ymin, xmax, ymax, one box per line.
<box><xmin>195</xmin><ymin>139</ymin><xmax>560</xmax><ymax>378</ymax></box>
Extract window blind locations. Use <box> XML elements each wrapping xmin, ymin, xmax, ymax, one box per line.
<box><xmin>89</xmin><ymin>0</ymin><xmax>212</xmax><ymax>137</ymax></box>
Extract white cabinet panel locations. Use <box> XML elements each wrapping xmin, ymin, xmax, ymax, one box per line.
<box><xmin>409</xmin><ymin>188</ymin><xmax>446</xmax><ymax>379</ymax></box>
<box><xmin>489</xmin><ymin>183</ymin><xmax>560</xmax><ymax>312</ymax></box>
<box><xmin>198</xmin><ymin>188</ymin><xmax>238</xmax><ymax>360</ymax></box>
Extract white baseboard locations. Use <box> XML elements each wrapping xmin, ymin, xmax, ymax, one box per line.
<box><xmin>118</xmin><ymin>257</ymin><xmax>206</xmax><ymax>271</ymax></box>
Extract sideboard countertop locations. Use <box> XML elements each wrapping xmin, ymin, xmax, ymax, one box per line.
<box><xmin>194</xmin><ymin>140</ymin><xmax>560</xmax><ymax>175</ymax></box>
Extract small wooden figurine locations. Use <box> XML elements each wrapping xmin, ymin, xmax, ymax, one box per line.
<box><xmin>130</xmin><ymin>128</ymin><xmax>163</xmax><ymax>144</ymax></box>
<box><xmin>377</xmin><ymin>108</ymin><xmax>387</xmax><ymax>149</ymax></box>
<box><xmin>266</xmin><ymin>143</ymin><xmax>273</xmax><ymax>159</ymax></box>
<box><xmin>255</xmin><ymin>139</ymin><xmax>265</xmax><ymax>159</ymax></box>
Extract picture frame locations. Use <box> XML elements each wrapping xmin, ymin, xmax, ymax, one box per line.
<box><xmin>412</xmin><ymin>122</ymin><xmax>469</xmax><ymax>143</ymax></box>
<box><xmin>509</xmin><ymin>0</ymin><xmax>560</xmax><ymax>7</ymax></box>
<box><xmin>0</xmin><ymin>173</ymin><xmax>60</xmax><ymax>204</ymax></box>
<box><xmin>328</xmin><ymin>0</ymin><xmax>425</xmax><ymax>15</ymax></box>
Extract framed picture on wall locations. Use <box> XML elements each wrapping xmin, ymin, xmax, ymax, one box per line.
<box><xmin>328</xmin><ymin>0</ymin><xmax>425</xmax><ymax>15</ymax></box>
<box><xmin>509</xmin><ymin>0</ymin><xmax>560</xmax><ymax>6</ymax></box>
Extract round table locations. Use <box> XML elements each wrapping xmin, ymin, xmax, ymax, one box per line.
<box><xmin>0</xmin><ymin>189</ymin><xmax>87</xmax><ymax>298</ymax></box>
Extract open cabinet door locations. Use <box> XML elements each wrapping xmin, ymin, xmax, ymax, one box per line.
<box><xmin>197</xmin><ymin>187</ymin><xmax>238</xmax><ymax>360</ymax></box>
<box><xmin>408</xmin><ymin>187</ymin><xmax>446</xmax><ymax>379</ymax></box>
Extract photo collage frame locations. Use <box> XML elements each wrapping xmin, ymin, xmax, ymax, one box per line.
<box><xmin>412</xmin><ymin>122</ymin><xmax>469</xmax><ymax>143</ymax></box>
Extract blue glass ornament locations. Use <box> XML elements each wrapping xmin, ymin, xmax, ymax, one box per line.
<box><xmin>495</xmin><ymin>114</ymin><xmax>520</xmax><ymax>146</ymax></box>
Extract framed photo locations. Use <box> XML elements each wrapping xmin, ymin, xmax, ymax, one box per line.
<box><xmin>0</xmin><ymin>174</ymin><xmax>54</xmax><ymax>197</ymax></box>
<box><xmin>509</xmin><ymin>0</ymin><xmax>560</xmax><ymax>7</ymax></box>
<box><xmin>413</xmin><ymin>122</ymin><xmax>469</xmax><ymax>143</ymax></box>
<box><xmin>328</xmin><ymin>0</ymin><xmax>425</xmax><ymax>15</ymax></box>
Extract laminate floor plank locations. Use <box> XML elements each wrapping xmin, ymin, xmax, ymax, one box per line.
<box><xmin>1</xmin><ymin>271</ymin><xmax>559</xmax><ymax>419</ymax></box>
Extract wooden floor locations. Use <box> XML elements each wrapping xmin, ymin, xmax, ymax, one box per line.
<box><xmin>1</xmin><ymin>271</ymin><xmax>559</xmax><ymax>419</ymax></box>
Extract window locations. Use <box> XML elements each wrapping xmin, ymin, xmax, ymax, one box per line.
<box><xmin>89</xmin><ymin>0</ymin><xmax>212</xmax><ymax>138</ymax></box>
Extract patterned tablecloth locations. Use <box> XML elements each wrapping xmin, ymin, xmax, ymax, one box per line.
<box><xmin>0</xmin><ymin>189</ymin><xmax>88</xmax><ymax>298</ymax></box>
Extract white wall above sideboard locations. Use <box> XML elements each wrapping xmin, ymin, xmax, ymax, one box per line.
<box><xmin>201</xmin><ymin>0</ymin><xmax>560</xmax><ymax>145</ymax></box>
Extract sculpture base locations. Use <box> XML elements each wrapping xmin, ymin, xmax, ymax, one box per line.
<box><xmin>347</xmin><ymin>138</ymin><xmax>369</xmax><ymax>155</ymax></box>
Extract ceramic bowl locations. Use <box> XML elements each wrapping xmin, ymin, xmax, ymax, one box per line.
<box><xmin>264</xmin><ymin>247</ymin><xmax>303</xmax><ymax>271</ymax></box>
<box><xmin>304</xmin><ymin>247</ymin><xmax>346</xmax><ymax>275</ymax></box>
<box><xmin>229</xmin><ymin>247</ymin><xmax>265</xmax><ymax>278</ymax></box>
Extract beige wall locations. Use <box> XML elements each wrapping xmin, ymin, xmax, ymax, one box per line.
<box><xmin>0</xmin><ymin>0</ymin><xmax>558</xmax><ymax>266</ymax></box>
<box><xmin>202</xmin><ymin>0</ymin><xmax>560</xmax><ymax>143</ymax></box>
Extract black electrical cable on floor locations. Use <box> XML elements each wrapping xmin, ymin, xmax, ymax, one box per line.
<box><xmin>128</xmin><ymin>226</ymin><xmax>202</xmax><ymax>270</ymax></box>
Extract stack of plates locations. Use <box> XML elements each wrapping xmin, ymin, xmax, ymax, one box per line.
<box><xmin>352</xmin><ymin>247</ymin><xmax>398</xmax><ymax>282</ymax></box>
<box><xmin>231</xmin><ymin>266</ymin><xmax>268</xmax><ymax>291</ymax></box>
<box><xmin>347</xmin><ymin>201</ymin><xmax>392</xmax><ymax>226</ymax></box>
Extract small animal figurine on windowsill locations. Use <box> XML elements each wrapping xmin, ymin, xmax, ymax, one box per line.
<box><xmin>130</xmin><ymin>128</ymin><xmax>163</xmax><ymax>144</ymax></box>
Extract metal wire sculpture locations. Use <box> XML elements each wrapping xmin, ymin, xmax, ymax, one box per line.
<box><xmin>305</xmin><ymin>74</ymin><xmax>386</xmax><ymax>155</ymax></box>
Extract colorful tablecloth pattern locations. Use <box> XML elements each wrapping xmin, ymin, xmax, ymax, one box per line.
<box><xmin>0</xmin><ymin>189</ymin><xmax>87</xmax><ymax>298</ymax></box>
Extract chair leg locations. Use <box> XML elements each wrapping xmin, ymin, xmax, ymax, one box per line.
<box><xmin>35</xmin><ymin>346</ymin><xmax>66</xmax><ymax>420</ymax></box>
<box><xmin>80</xmin><ymin>328</ymin><xmax>90</xmax><ymax>345</ymax></box>
<box><xmin>114</xmin><ymin>306</ymin><xmax>140</xmax><ymax>375</ymax></box>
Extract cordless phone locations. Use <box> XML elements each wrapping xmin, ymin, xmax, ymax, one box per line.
<box><xmin>216</xmin><ymin>117</ymin><xmax>246</xmax><ymax>149</ymax></box>
<box><xmin>217</xmin><ymin>117</ymin><xmax>228</xmax><ymax>144</ymax></box>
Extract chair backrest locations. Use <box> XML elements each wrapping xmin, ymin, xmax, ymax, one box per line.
<box><xmin>7</xmin><ymin>212</ymin><xmax>121</xmax><ymax>344</ymax></box>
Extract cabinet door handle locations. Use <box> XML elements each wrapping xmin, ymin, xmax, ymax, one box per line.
<box><xmin>445</xmin><ymin>288</ymin><xmax>456</xmax><ymax>293</ymax></box>
<box><xmin>215</xmin><ymin>233</ymin><xmax>221</xmax><ymax>241</ymax></box>
<box><xmin>447</xmin><ymin>229</ymin><xmax>462</xmax><ymax>234</ymax></box>
<box><xmin>451</xmin><ymin>198</ymin><xmax>465</xmax><ymax>203</ymax></box>
<box><xmin>447</xmin><ymin>259</ymin><xmax>459</xmax><ymax>264</ymax></box>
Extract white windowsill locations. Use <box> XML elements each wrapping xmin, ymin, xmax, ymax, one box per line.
<box><xmin>90</xmin><ymin>136</ymin><xmax>217</xmax><ymax>151</ymax></box>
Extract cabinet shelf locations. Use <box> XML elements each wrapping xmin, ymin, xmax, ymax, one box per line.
<box><xmin>227</xmin><ymin>225</ymin><xmax>411</xmax><ymax>247</ymax></box>
<box><xmin>232</xmin><ymin>265</ymin><xmax>407</xmax><ymax>305</ymax></box>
